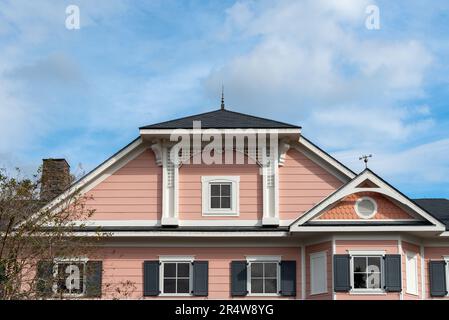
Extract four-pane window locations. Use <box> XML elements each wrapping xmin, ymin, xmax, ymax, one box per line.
<box><xmin>210</xmin><ymin>183</ymin><xmax>231</xmax><ymax>209</ymax></box>
<box><xmin>249</xmin><ymin>262</ymin><xmax>279</xmax><ymax>294</ymax></box>
<box><xmin>162</xmin><ymin>262</ymin><xmax>191</xmax><ymax>294</ymax></box>
<box><xmin>352</xmin><ymin>256</ymin><xmax>382</xmax><ymax>290</ymax></box>
<box><xmin>54</xmin><ymin>261</ymin><xmax>86</xmax><ymax>296</ymax></box>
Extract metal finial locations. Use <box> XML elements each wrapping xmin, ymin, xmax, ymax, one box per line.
<box><xmin>359</xmin><ymin>154</ymin><xmax>372</xmax><ymax>169</ymax></box>
<box><xmin>221</xmin><ymin>85</ymin><xmax>225</xmax><ymax>110</ymax></box>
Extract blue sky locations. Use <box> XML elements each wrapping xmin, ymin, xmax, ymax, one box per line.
<box><xmin>0</xmin><ymin>0</ymin><xmax>448</xmax><ymax>198</ymax></box>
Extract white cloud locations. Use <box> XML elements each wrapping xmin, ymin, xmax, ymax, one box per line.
<box><xmin>205</xmin><ymin>0</ymin><xmax>434</xmax><ymax>148</ymax></box>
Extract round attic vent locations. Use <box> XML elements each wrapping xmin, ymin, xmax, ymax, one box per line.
<box><xmin>355</xmin><ymin>197</ymin><xmax>378</xmax><ymax>219</ymax></box>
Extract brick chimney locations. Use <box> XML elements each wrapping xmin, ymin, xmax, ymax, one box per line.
<box><xmin>40</xmin><ymin>159</ymin><xmax>71</xmax><ymax>202</ymax></box>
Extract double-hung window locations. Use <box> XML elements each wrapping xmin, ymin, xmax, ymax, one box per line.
<box><xmin>247</xmin><ymin>257</ymin><xmax>280</xmax><ymax>295</ymax></box>
<box><xmin>159</xmin><ymin>256</ymin><xmax>194</xmax><ymax>296</ymax></box>
<box><xmin>349</xmin><ymin>252</ymin><xmax>384</xmax><ymax>292</ymax></box>
<box><xmin>201</xmin><ymin>176</ymin><xmax>239</xmax><ymax>216</ymax></box>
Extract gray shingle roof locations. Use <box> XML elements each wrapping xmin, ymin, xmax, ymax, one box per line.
<box><xmin>140</xmin><ymin>108</ymin><xmax>300</xmax><ymax>129</ymax></box>
<box><xmin>414</xmin><ymin>198</ymin><xmax>449</xmax><ymax>229</ymax></box>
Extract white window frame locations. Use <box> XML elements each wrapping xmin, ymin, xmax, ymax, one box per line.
<box><xmin>310</xmin><ymin>251</ymin><xmax>328</xmax><ymax>295</ymax></box>
<box><xmin>348</xmin><ymin>250</ymin><xmax>385</xmax><ymax>294</ymax></box>
<box><xmin>201</xmin><ymin>176</ymin><xmax>239</xmax><ymax>216</ymax></box>
<box><xmin>159</xmin><ymin>256</ymin><xmax>194</xmax><ymax>297</ymax></box>
<box><xmin>52</xmin><ymin>257</ymin><xmax>89</xmax><ymax>297</ymax></box>
<box><xmin>354</xmin><ymin>196</ymin><xmax>378</xmax><ymax>219</ymax></box>
<box><xmin>246</xmin><ymin>256</ymin><xmax>281</xmax><ymax>297</ymax></box>
<box><xmin>405</xmin><ymin>251</ymin><xmax>418</xmax><ymax>295</ymax></box>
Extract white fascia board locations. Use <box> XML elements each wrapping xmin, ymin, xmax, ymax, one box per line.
<box><xmin>291</xmin><ymin>226</ymin><xmax>445</xmax><ymax>232</ymax></box>
<box><xmin>289</xmin><ymin>170</ymin><xmax>446</xmax><ymax>231</ymax></box>
<box><xmin>71</xmin><ymin>231</ymin><xmax>289</xmax><ymax>237</ymax></box>
<box><xmin>298</xmin><ymin>136</ymin><xmax>356</xmax><ymax>180</ymax></box>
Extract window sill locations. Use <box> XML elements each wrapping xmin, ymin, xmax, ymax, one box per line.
<box><xmin>247</xmin><ymin>294</ymin><xmax>281</xmax><ymax>297</ymax></box>
<box><xmin>159</xmin><ymin>293</ymin><xmax>193</xmax><ymax>297</ymax></box>
<box><xmin>310</xmin><ymin>290</ymin><xmax>328</xmax><ymax>296</ymax></box>
<box><xmin>349</xmin><ymin>290</ymin><xmax>386</xmax><ymax>295</ymax></box>
<box><xmin>202</xmin><ymin>212</ymin><xmax>239</xmax><ymax>217</ymax></box>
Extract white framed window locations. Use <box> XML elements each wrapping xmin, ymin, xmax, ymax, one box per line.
<box><xmin>53</xmin><ymin>257</ymin><xmax>88</xmax><ymax>297</ymax></box>
<box><xmin>310</xmin><ymin>251</ymin><xmax>327</xmax><ymax>295</ymax></box>
<box><xmin>201</xmin><ymin>176</ymin><xmax>239</xmax><ymax>216</ymax></box>
<box><xmin>349</xmin><ymin>251</ymin><xmax>385</xmax><ymax>293</ymax></box>
<box><xmin>159</xmin><ymin>256</ymin><xmax>194</xmax><ymax>296</ymax></box>
<box><xmin>246</xmin><ymin>256</ymin><xmax>280</xmax><ymax>296</ymax></box>
<box><xmin>405</xmin><ymin>251</ymin><xmax>418</xmax><ymax>295</ymax></box>
<box><xmin>354</xmin><ymin>196</ymin><xmax>378</xmax><ymax>219</ymax></box>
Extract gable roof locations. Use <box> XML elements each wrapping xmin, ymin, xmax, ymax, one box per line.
<box><xmin>140</xmin><ymin>108</ymin><xmax>301</xmax><ymax>129</ymax></box>
<box><xmin>289</xmin><ymin>169</ymin><xmax>446</xmax><ymax>232</ymax></box>
<box><xmin>414</xmin><ymin>198</ymin><xmax>449</xmax><ymax>230</ymax></box>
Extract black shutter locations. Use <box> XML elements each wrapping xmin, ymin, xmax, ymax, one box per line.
<box><xmin>0</xmin><ymin>261</ymin><xmax>6</xmax><ymax>284</ymax></box>
<box><xmin>333</xmin><ymin>255</ymin><xmax>351</xmax><ymax>292</ymax></box>
<box><xmin>384</xmin><ymin>254</ymin><xmax>402</xmax><ymax>292</ymax></box>
<box><xmin>143</xmin><ymin>261</ymin><xmax>160</xmax><ymax>296</ymax></box>
<box><xmin>429</xmin><ymin>260</ymin><xmax>447</xmax><ymax>297</ymax></box>
<box><xmin>36</xmin><ymin>260</ymin><xmax>54</xmax><ymax>297</ymax></box>
<box><xmin>280</xmin><ymin>261</ymin><xmax>296</xmax><ymax>296</ymax></box>
<box><xmin>192</xmin><ymin>261</ymin><xmax>208</xmax><ymax>296</ymax></box>
<box><xmin>85</xmin><ymin>261</ymin><xmax>103</xmax><ymax>298</ymax></box>
<box><xmin>231</xmin><ymin>261</ymin><xmax>247</xmax><ymax>296</ymax></box>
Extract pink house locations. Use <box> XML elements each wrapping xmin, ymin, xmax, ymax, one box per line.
<box><xmin>39</xmin><ymin>105</ymin><xmax>449</xmax><ymax>300</ymax></box>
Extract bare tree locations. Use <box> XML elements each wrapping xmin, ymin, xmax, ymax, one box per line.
<box><xmin>0</xmin><ymin>167</ymin><xmax>108</xmax><ymax>299</ymax></box>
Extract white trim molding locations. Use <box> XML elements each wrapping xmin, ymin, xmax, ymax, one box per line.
<box><xmin>354</xmin><ymin>196</ymin><xmax>378</xmax><ymax>219</ymax></box>
<box><xmin>201</xmin><ymin>176</ymin><xmax>240</xmax><ymax>216</ymax></box>
<box><xmin>290</xmin><ymin>169</ymin><xmax>446</xmax><ymax>232</ymax></box>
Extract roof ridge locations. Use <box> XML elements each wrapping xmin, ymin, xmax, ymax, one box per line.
<box><xmin>220</xmin><ymin>108</ymin><xmax>300</xmax><ymax>128</ymax></box>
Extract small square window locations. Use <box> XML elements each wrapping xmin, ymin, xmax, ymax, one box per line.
<box><xmin>249</xmin><ymin>262</ymin><xmax>279</xmax><ymax>295</ymax></box>
<box><xmin>351</xmin><ymin>256</ymin><xmax>383</xmax><ymax>291</ymax></box>
<box><xmin>161</xmin><ymin>262</ymin><xmax>191</xmax><ymax>295</ymax></box>
<box><xmin>54</xmin><ymin>261</ymin><xmax>87</xmax><ymax>296</ymax></box>
<box><xmin>202</xmin><ymin>176</ymin><xmax>239</xmax><ymax>216</ymax></box>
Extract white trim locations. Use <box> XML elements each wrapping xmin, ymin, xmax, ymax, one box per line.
<box><xmin>347</xmin><ymin>250</ymin><xmax>386</xmax><ymax>256</ymax></box>
<box><xmin>296</xmin><ymin>137</ymin><xmax>356</xmax><ymax>180</ymax></box>
<box><xmin>310</xmin><ymin>251</ymin><xmax>328</xmax><ymax>295</ymax></box>
<box><xmin>420</xmin><ymin>244</ymin><xmax>425</xmax><ymax>300</ymax></box>
<box><xmin>292</xmin><ymin>226</ymin><xmax>443</xmax><ymax>232</ymax></box>
<box><xmin>332</xmin><ymin>236</ymin><xmax>336</xmax><ymax>300</ymax></box>
<box><xmin>349</xmin><ymin>253</ymin><xmax>385</xmax><ymax>294</ymax></box>
<box><xmin>444</xmin><ymin>256</ymin><xmax>449</xmax><ymax>297</ymax></box>
<box><xmin>246</xmin><ymin>257</ymin><xmax>281</xmax><ymax>297</ymax></box>
<box><xmin>290</xmin><ymin>170</ymin><xmax>446</xmax><ymax>232</ymax></box>
<box><xmin>71</xmin><ymin>219</ymin><xmax>294</xmax><ymax>227</ymax></box>
<box><xmin>71</xmin><ymin>231</ymin><xmax>289</xmax><ymax>237</ymax></box>
<box><xmin>354</xmin><ymin>196</ymin><xmax>378</xmax><ymax>219</ymax></box>
<box><xmin>398</xmin><ymin>238</ymin><xmax>403</xmax><ymax>300</ymax></box>
<box><xmin>159</xmin><ymin>258</ymin><xmax>193</xmax><ymax>297</ymax></box>
<box><xmin>405</xmin><ymin>251</ymin><xmax>419</xmax><ymax>296</ymax></box>
<box><xmin>158</xmin><ymin>255</ymin><xmax>195</xmax><ymax>262</ymax></box>
<box><xmin>245</xmin><ymin>255</ymin><xmax>282</xmax><ymax>262</ymax></box>
<box><xmin>201</xmin><ymin>176</ymin><xmax>240</xmax><ymax>216</ymax></box>
<box><xmin>301</xmin><ymin>245</ymin><xmax>306</xmax><ymax>300</ymax></box>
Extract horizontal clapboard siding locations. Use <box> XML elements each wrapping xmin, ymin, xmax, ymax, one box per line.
<box><xmin>99</xmin><ymin>247</ymin><xmax>301</xmax><ymax>299</ymax></box>
<box><xmin>279</xmin><ymin>149</ymin><xmax>343</xmax><ymax>220</ymax></box>
<box><xmin>85</xmin><ymin>150</ymin><xmax>162</xmax><ymax>220</ymax></box>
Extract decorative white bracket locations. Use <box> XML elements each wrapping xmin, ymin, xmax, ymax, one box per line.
<box><xmin>150</xmin><ymin>140</ymin><xmax>163</xmax><ymax>166</ymax></box>
<box><xmin>262</xmin><ymin>149</ymin><xmax>279</xmax><ymax>226</ymax></box>
<box><xmin>278</xmin><ymin>139</ymin><xmax>290</xmax><ymax>167</ymax></box>
<box><xmin>160</xmin><ymin>142</ymin><xmax>179</xmax><ymax>226</ymax></box>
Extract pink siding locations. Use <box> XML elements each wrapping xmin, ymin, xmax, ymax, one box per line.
<box><xmin>423</xmin><ymin>247</ymin><xmax>449</xmax><ymax>299</ymax></box>
<box><xmin>84</xmin><ymin>150</ymin><xmax>162</xmax><ymax>220</ymax></box>
<box><xmin>305</xmin><ymin>241</ymin><xmax>333</xmax><ymax>300</ymax></box>
<box><xmin>179</xmin><ymin>152</ymin><xmax>262</xmax><ymax>220</ymax></box>
<box><xmin>318</xmin><ymin>192</ymin><xmax>414</xmax><ymax>220</ymax></box>
<box><xmin>402</xmin><ymin>241</ymin><xmax>422</xmax><ymax>300</ymax></box>
<box><xmin>93</xmin><ymin>247</ymin><xmax>301</xmax><ymax>299</ymax></box>
<box><xmin>279</xmin><ymin>149</ymin><xmax>342</xmax><ymax>220</ymax></box>
<box><xmin>335</xmin><ymin>240</ymin><xmax>400</xmax><ymax>300</ymax></box>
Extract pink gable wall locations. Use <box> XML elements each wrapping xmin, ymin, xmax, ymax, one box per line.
<box><xmin>279</xmin><ymin>149</ymin><xmax>343</xmax><ymax>221</ymax></box>
<box><xmin>318</xmin><ymin>192</ymin><xmax>414</xmax><ymax>220</ymax></box>
<box><xmin>178</xmin><ymin>152</ymin><xmax>262</xmax><ymax>220</ymax></box>
<box><xmin>84</xmin><ymin>149</ymin><xmax>162</xmax><ymax>220</ymax></box>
